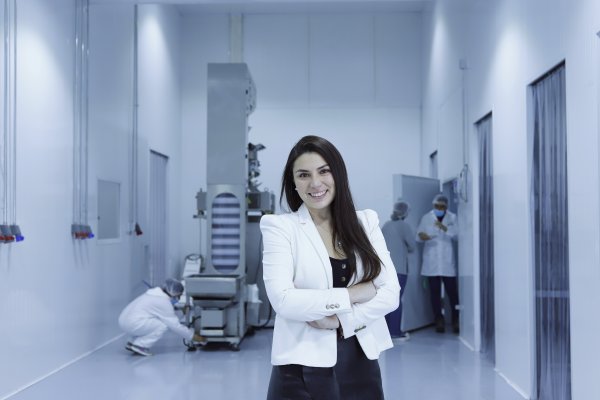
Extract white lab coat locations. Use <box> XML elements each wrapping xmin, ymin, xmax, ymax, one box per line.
<box><xmin>118</xmin><ymin>287</ymin><xmax>193</xmax><ymax>348</ymax></box>
<box><xmin>416</xmin><ymin>210</ymin><xmax>458</xmax><ymax>277</ymax></box>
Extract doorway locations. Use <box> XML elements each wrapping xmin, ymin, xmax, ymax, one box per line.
<box><xmin>148</xmin><ymin>150</ymin><xmax>168</xmax><ymax>286</ymax></box>
<box><xmin>529</xmin><ymin>63</ymin><xmax>571</xmax><ymax>400</ymax></box>
<box><xmin>477</xmin><ymin>112</ymin><xmax>495</xmax><ymax>362</ymax></box>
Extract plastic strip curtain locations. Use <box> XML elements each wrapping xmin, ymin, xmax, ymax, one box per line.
<box><xmin>477</xmin><ymin>114</ymin><xmax>495</xmax><ymax>362</ymax></box>
<box><xmin>530</xmin><ymin>64</ymin><xmax>571</xmax><ymax>400</ymax></box>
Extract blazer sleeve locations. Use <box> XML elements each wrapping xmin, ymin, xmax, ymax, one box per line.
<box><xmin>337</xmin><ymin>210</ymin><xmax>400</xmax><ymax>338</ymax></box>
<box><xmin>260</xmin><ymin>214</ymin><xmax>352</xmax><ymax>322</ymax></box>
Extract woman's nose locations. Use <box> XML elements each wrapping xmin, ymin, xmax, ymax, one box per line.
<box><xmin>309</xmin><ymin>176</ymin><xmax>322</xmax><ymax>187</ymax></box>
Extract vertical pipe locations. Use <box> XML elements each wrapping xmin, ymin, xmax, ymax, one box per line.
<box><xmin>229</xmin><ymin>14</ymin><xmax>243</xmax><ymax>63</ymax></box>
<box><xmin>459</xmin><ymin>58</ymin><xmax>469</xmax><ymax>202</ymax></box>
<box><xmin>3</xmin><ymin>0</ymin><xmax>9</xmax><ymax>224</ymax></box>
<box><xmin>78</xmin><ymin>0</ymin><xmax>84</xmax><ymax>226</ymax></box>
<box><xmin>132</xmin><ymin>4</ymin><xmax>138</xmax><ymax>229</ymax></box>
<box><xmin>82</xmin><ymin>0</ymin><xmax>89</xmax><ymax>225</ymax></box>
<box><xmin>2</xmin><ymin>0</ymin><xmax>16</xmax><ymax>225</ymax></box>
<box><xmin>73</xmin><ymin>0</ymin><xmax>81</xmax><ymax>227</ymax></box>
<box><xmin>128</xmin><ymin>6</ymin><xmax>135</xmax><ymax>230</ymax></box>
<box><xmin>11</xmin><ymin>0</ymin><xmax>16</xmax><ymax>224</ymax></box>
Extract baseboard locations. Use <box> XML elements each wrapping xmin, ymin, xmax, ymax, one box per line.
<box><xmin>495</xmin><ymin>370</ymin><xmax>531</xmax><ymax>399</ymax></box>
<box><xmin>458</xmin><ymin>335</ymin><xmax>476</xmax><ymax>351</ymax></box>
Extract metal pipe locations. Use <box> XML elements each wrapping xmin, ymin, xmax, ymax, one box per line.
<box><xmin>459</xmin><ymin>59</ymin><xmax>469</xmax><ymax>202</ymax></box>
<box><xmin>11</xmin><ymin>0</ymin><xmax>16</xmax><ymax>223</ymax></box>
<box><xmin>131</xmin><ymin>4</ymin><xmax>139</xmax><ymax>230</ymax></box>
<box><xmin>2</xmin><ymin>0</ymin><xmax>16</xmax><ymax>225</ymax></box>
<box><xmin>3</xmin><ymin>0</ymin><xmax>9</xmax><ymax>224</ymax></box>
<box><xmin>82</xmin><ymin>0</ymin><xmax>89</xmax><ymax>225</ymax></box>
<box><xmin>72</xmin><ymin>0</ymin><xmax>89</xmax><ymax>228</ymax></box>
<box><xmin>73</xmin><ymin>0</ymin><xmax>82</xmax><ymax>226</ymax></box>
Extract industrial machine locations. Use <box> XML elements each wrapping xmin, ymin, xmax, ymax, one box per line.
<box><xmin>185</xmin><ymin>63</ymin><xmax>274</xmax><ymax>351</ymax></box>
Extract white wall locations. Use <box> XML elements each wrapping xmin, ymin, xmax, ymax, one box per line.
<box><xmin>0</xmin><ymin>2</ymin><xmax>184</xmax><ymax>397</ymax></box>
<box><xmin>180</xmin><ymin>11</ymin><xmax>423</xmax><ymax>257</ymax></box>
<box><xmin>180</xmin><ymin>13</ymin><xmax>229</xmax><ymax>260</ymax></box>
<box><xmin>137</xmin><ymin>5</ymin><xmax>184</xmax><ymax>280</ymax></box>
<box><xmin>0</xmin><ymin>1</ymin><xmax>131</xmax><ymax>396</ymax></box>
<box><xmin>421</xmin><ymin>0</ymin><xmax>600</xmax><ymax>398</ymax></box>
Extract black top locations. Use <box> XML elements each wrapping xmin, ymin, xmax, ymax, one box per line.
<box><xmin>330</xmin><ymin>257</ymin><xmax>351</xmax><ymax>288</ymax></box>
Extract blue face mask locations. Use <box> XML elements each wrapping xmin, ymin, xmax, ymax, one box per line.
<box><xmin>433</xmin><ymin>209</ymin><xmax>446</xmax><ymax>218</ymax></box>
<box><xmin>170</xmin><ymin>297</ymin><xmax>179</xmax><ymax>305</ymax></box>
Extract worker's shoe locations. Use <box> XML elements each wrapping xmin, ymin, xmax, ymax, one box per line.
<box><xmin>435</xmin><ymin>318</ymin><xmax>445</xmax><ymax>333</ymax></box>
<box><xmin>394</xmin><ymin>332</ymin><xmax>410</xmax><ymax>342</ymax></box>
<box><xmin>126</xmin><ymin>342</ymin><xmax>152</xmax><ymax>356</ymax></box>
<box><xmin>452</xmin><ymin>320</ymin><xmax>460</xmax><ymax>334</ymax></box>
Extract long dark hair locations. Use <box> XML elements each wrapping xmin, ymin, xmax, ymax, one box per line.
<box><xmin>280</xmin><ymin>135</ymin><xmax>382</xmax><ymax>283</ymax></box>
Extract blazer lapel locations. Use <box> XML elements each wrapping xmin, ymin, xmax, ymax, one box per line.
<box><xmin>296</xmin><ymin>204</ymin><xmax>333</xmax><ymax>287</ymax></box>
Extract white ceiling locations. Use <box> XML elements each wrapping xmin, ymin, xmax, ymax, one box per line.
<box><xmin>92</xmin><ymin>0</ymin><xmax>432</xmax><ymax>14</ymax></box>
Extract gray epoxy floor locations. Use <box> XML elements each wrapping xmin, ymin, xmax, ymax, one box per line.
<box><xmin>9</xmin><ymin>328</ymin><xmax>524</xmax><ymax>400</ymax></box>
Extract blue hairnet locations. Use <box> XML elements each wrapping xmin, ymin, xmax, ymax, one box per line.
<box><xmin>163</xmin><ymin>278</ymin><xmax>184</xmax><ymax>297</ymax></box>
<box><xmin>392</xmin><ymin>200</ymin><xmax>410</xmax><ymax>219</ymax></box>
<box><xmin>432</xmin><ymin>194</ymin><xmax>449</xmax><ymax>206</ymax></box>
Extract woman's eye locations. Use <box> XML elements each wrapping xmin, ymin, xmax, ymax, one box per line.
<box><xmin>320</xmin><ymin>169</ymin><xmax>331</xmax><ymax>175</ymax></box>
<box><xmin>298</xmin><ymin>173</ymin><xmax>309</xmax><ymax>178</ymax></box>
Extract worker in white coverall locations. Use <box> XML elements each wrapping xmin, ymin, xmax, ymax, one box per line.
<box><xmin>118</xmin><ymin>278</ymin><xmax>205</xmax><ymax>356</ymax></box>
<box><xmin>416</xmin><ymin>194</ymin><xmax>459</xmax><ymax>334</ymax></box>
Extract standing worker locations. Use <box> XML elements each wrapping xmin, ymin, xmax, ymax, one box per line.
<box><xmin>261</xmin><ymin>135</ymin><xmax>399</xmax><ymax>400</ymax></box>
<box><xmin>118</xmin><ymin>278</ymin><xmax>205</xmax><ymax>356</ymax></box>
<box><xmin>382</xmin><ymin>200</ymin><xmax>416</xmax><ymax>341</ymax></box>
<box><xmin>416</xmin><ymin>194</ymin><xmax>459</xmax><ymax>333</ymax></box>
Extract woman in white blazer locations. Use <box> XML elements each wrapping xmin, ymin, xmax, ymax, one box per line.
<box><xmin>261</xmin><ymin>135</ymin><xmax>400</xmax><ymax>400</ymax></box>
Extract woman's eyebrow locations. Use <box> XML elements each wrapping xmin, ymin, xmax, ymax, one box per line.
<box><xmin>294</xmin><ymin>163</ymin><xmax>328</xmax><ymax>174</ymax></box>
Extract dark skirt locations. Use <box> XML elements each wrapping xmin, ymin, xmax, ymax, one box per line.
<box><xmin>266</xmin><ymin>336</ymin><xmax>384</xmax><ymax>400</ymax></box>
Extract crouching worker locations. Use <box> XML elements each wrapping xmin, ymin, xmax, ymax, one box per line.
<box><xmin>118</xmin><ymin>278</ymin><xmax>205</xmax><ymax>356</ymax></box>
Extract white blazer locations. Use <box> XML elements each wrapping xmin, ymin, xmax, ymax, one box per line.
<box><xmin>260</xmin><ymin>204</ymin><xmax>400</xmax><ymax>367</ymax></box>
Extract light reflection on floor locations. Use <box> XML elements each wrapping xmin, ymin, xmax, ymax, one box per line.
<box><xmin>8</xmin><ymin>328</ymin><xmax>524</xmax><ymax>400</ymax></box>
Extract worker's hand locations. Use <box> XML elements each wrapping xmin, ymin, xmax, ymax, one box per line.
<box><xmin>418</xmin><ymin>232</ymin><xmax>431</xmax><ymax>241</ymax></box>
<box><xmin>347</xmin><ymin>280</ymin><xmax>376</xmax><ymax>304</ymax></box>
<box><xmin>192</xmin><ymin>333</ymin><xmax>207</xmax><ymax>344</ymax></box>
<box><xmin>308</xmin><ymin>315</ymin><xmax>340</xmax><ymax>330</ymax></box>
<box><xmin>434</xmin><ymin>221</ymin><xmax>447</xmax><ymax>232</ymax></box>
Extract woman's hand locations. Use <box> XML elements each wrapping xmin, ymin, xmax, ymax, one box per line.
<box><xmin>308</xmin><ymin>315</ymin><xmax>340</xmax><ymax>330</ymax></box>
<box><xmin>347</xmin><ymin>281</ymin><xmax>376</xmax><ymax>304</ymax></box>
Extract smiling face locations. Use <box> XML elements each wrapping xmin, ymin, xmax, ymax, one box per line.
<box><xmin>292</xmin><ymin>152</ymin><xmax>335</xmax><ymax>214</ymax></box>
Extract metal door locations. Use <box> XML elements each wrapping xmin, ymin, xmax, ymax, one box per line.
<box><xmin>393</xmin><ymin>174</ymin><xmax>440</xmax><ymax>330</ymax></box>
